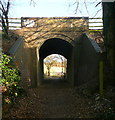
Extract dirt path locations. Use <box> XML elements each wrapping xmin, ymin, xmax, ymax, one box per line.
<box><xmin>3</xmin><ymin>82</ymin><xmax>96</xmax><ymax>118</ymax></box>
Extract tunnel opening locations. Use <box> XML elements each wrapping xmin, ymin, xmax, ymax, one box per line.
<box><xmin>38</xmin><ymin>38</ymin><xmax>74</xmax><ymax>85</ymax></box>
<box><xmin>43</xmin><ymin>54</ymin><xmax>67</xmax><ymax>81</ymax></box>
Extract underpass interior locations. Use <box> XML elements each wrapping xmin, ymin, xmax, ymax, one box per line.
<box><xmin>38</xmin><ymin>38</ymin><xmax>74</xmax><ymax>86</ymax></box>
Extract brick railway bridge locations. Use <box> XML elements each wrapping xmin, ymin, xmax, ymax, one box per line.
<box><xmin>9</xmin><ymin>17</ymin><xmax>101</xmax><ymax>87</ymax></box>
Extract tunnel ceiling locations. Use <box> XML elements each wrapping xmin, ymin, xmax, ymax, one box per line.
<box><xmin>39</xmin><ymin>38</ymin><xmax>73</xmax><ymax>59</ymax></box>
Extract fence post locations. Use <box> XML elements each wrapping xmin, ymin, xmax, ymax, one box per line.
<box><xmin>21</xmin><ymin>17</ymin><xmax>24</xmax><ymax>28</ymax></box>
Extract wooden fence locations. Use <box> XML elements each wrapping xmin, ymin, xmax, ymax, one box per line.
<box><xmin>89</xmin><ymin>18</ymin><xmax>103</xmax><ymax>31</ymax></box>
<box><xmin>0</xmin><ymin>18</ymin><xmax>21</xmax><ymax>29</ymax></box>
<box><xmin>0</xmin><ymin>17</ymin><xmax>103</xmax><ymax>31</ymax></box>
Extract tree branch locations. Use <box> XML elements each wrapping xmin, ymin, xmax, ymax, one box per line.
<box><xmin>95</xmin><ymin>2</ymin><xmax>101</xmax><ymax>7</ymax></box>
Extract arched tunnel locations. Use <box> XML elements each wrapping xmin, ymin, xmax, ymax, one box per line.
<box><xmin>37</xmin><ymin>38</ymin><xmax>75</xmax><ymax>86</ymax></box>
<box><xmin>9</xmin><ymin>31</ymin><xmax>99</xmax><ymax>88</ymax></box>
<box><xmin>8</xmin><ymin>17</ymin><xmax>100</xmax><ymax>88</ymax></box>
<box><xmin>39</xmin><ymin>38</ymin><xmax>73</xmax><ymax>59</ymax></box>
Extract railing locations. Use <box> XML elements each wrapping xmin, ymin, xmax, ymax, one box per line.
<box><xmin>0</xmin><ymin>17</ymin><xmax>103</xmax><ymax>31</ymax></box>
<box><xmin>89</xmin><ymin>18</ymin><xmax>103</xmax><ymax>31</ymax></box>
<box><xmin>0</xmin><ymin>18</ymin><xmax>21</xmax><ymax>30</ymax></box>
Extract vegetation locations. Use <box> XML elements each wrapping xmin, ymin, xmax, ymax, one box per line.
<box><xmin>0</xmin><ymin>53</ymin><xmax>24</xmax><ymax>105</ymax></box>
<box><xmin>0</xmin><ymin>0</ymin><xmax>114</xmax><ymax>118</ymax></box>
<box><xmin>0</xmin><ymin>0</ymin><xmax>36</xmax><ymax>107</ymax></box>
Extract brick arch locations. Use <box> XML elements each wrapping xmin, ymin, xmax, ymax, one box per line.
<box><xmin>35</xmin><ymin>33</ymin><xmax>75</xmax><ymax>49</ymax></box>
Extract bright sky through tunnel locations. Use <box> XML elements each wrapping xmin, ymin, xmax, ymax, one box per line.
<box><xmin>43</xmin><ymin>54</ymin><xmax>67</xmax><ymax>80</ymax></box>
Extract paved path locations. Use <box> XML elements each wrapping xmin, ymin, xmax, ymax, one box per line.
<box><xmin>3</xmin><ymin>81</ymin><xmax>96</xmax><ymax>118</ymax></box>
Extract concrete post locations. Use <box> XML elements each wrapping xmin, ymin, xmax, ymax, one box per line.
<box><xmin>37</xmin><ymin>58</ymin><xmax>42</xmax><ymax>86</ymax></box>
<box><xmin>70</xmin><ymin>48</ymin><xmax>75</xmax><ymax>86</ymax></box>
<box><xmin>73</xmin><ymin>44</ymin><xmax>80</xmax><ymax>86</ymax></box>
<box><xmin>30</xmin><ymin>48</ymin><xmax>37</xmax><ymax>87</ymax></box>
<box><xmin>67</xmin><ymin>51</ymin><xmax>74</xmax><ymax>86</ymax></box>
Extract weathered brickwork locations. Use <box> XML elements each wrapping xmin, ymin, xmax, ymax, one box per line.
<box><xmin>9</xmin><ymin>17</ymin><xmax>99</xmax><ymax>88</ymax></box>
<box><xmin>21</xmin><ymin>17</ymin><xmax>88</xmax><ymax>48</ymax></box>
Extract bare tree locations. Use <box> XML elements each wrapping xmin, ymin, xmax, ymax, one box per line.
<box><xmin>68</xmin><ymin>0</ymin><xmax>102</xmax><ymax>21</ymax></box>
<box><xmin>0</xmin><ymin>0</ymin><xmax>11</xmax><ymax>37</ymax></box>
<box><xmin>0</xmin><ymin>0</ymin><xmax>37</xmax><ymax>38</ymax></box>
<box><xmin>44</xmin><ymin>54</ymin><xmax>67</xmax><ymax>77</ymax></box>
<box><xmin>102</xmin><ymin>2</ymin><xmax>115</xmax><ymax>84</ymax></box>
<box><xmin>44</xmin><ymin>55</ymin><xmax>56</xmax><ymax>76</ymax></box>
<box><xmin>54</xmin><ymin>55</ymin><xmax>67</xmax><ymax>76</ymax></box>
<box><xmin>30</xmin><ymin>0</ymin><xmax>37</xmax><ymax>7</ymax></box>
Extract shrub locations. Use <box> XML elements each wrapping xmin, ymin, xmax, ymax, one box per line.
<box><xmin>0</xmin><ymin>53</ymin><xmax>24</xmax><ymax>104</ymax></box>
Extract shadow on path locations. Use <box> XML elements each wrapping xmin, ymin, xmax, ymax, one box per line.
<box><xmin>3</xmin><ymin>81</ymin><xmax>96</xmax><ymax>118</ymax></box>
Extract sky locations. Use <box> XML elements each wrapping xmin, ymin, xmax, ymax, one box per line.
<box><xmin>9</xmin><ymin>0</ymin><xmax>102</xmax><ymax>18</ymax></box>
